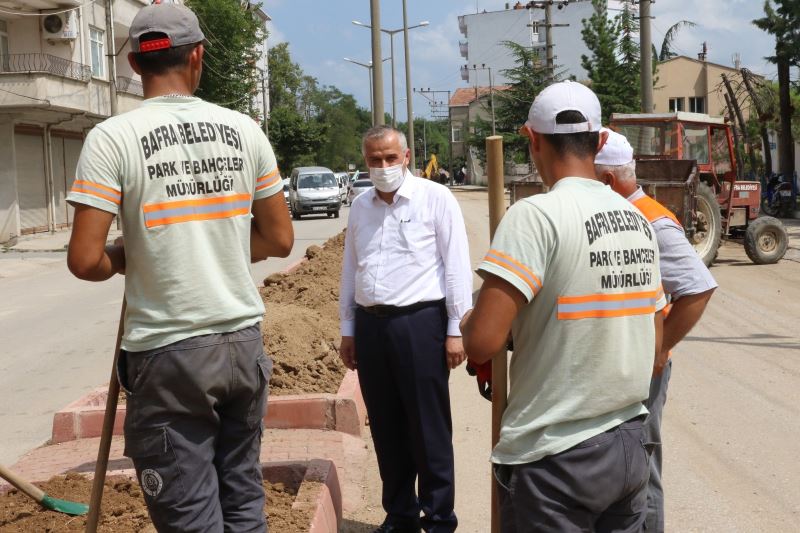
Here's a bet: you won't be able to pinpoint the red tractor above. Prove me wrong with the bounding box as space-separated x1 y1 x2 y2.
610 112 789 265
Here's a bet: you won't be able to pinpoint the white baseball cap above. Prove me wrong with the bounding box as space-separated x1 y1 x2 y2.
595 128 634 165
525 80 602 134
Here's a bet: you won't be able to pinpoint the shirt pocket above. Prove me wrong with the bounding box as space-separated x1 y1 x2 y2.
398 220 436 254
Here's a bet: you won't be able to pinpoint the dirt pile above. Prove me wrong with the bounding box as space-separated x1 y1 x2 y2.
0 472 310 532
260 232 347 395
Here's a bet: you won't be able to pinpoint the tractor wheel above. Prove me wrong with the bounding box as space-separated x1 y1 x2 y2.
744 216 788 265
691 183 722 267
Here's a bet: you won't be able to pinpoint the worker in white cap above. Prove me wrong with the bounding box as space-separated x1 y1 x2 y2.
461 80 667 532
596 128 717 533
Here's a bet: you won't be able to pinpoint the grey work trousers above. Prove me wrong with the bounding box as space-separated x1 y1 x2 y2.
118 325 272 533
643 359 672 533
495 416 652 533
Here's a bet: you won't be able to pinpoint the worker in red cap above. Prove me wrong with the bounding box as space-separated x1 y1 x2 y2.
66 2 293 530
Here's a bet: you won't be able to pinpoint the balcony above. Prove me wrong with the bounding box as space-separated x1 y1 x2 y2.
458 15 467 37
0 54 91 82
459 41 468 59
117 76 143 97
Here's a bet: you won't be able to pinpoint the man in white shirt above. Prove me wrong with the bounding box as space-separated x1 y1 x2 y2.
339 125 472 533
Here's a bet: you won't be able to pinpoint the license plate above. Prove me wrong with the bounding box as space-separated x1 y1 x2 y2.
779 190 792 197
312 206 327 211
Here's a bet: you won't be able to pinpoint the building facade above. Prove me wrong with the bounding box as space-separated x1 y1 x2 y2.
0 0 145 243
457 1 603 87
653 55 758 120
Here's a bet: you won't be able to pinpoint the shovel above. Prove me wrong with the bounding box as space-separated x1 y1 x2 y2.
0 462 89 516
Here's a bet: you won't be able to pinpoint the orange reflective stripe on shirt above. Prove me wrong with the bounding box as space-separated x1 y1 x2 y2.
71 180 122 205
256 168 281 192
631 195 681 227
143 193 251 228
557 289 659 320
483 249 543 295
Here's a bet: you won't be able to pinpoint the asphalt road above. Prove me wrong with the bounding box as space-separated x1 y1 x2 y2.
0 207 350 466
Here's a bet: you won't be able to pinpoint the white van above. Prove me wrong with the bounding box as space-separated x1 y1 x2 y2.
288 166 342 219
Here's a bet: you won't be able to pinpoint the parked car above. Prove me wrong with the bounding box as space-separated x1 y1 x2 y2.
288 166 342 219
334 172 349 204
348 178 373 204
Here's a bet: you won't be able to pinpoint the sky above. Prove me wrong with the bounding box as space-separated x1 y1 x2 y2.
263 0 778 119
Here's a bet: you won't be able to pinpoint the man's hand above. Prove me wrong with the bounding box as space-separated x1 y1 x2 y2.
653 349 669 377
106 236 126 275
339 336 357 370
445 336 467 369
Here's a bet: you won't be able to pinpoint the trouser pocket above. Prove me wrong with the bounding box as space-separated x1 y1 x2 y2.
246 352 272 430
124 426 186 520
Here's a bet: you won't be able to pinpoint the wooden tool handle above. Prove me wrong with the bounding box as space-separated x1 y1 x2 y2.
84 298 126 533
0 463 45 503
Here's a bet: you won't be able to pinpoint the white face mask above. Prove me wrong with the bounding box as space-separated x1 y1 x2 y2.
369 163 406 193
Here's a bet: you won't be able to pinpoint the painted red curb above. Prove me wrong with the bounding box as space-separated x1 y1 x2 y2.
51 371 366 444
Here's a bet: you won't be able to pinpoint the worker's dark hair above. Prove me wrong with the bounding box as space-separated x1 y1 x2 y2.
542 110 600 159
131 33 199 76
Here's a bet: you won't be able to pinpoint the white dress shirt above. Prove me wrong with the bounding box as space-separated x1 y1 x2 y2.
339 171 473 337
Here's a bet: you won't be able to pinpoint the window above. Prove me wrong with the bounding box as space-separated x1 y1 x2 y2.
682 126 709 164
0 20 9 71
688 96 705 114
452 126 463 143
90 26 104 78
668 97 685 112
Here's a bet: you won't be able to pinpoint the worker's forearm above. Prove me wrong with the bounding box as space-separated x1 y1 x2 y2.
662 290 714 353
250 223 292 262
70 244 125 281
461 312 505 365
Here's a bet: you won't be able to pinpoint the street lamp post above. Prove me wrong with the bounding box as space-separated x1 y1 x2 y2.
344 57 391 117
352 18 429 129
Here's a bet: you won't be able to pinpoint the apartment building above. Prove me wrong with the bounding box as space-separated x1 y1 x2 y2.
457 1 599 86
0 0 145 243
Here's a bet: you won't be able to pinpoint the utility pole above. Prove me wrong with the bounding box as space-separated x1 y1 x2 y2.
417 88 453 185
470 64 496 135
260 71 269 135
640 0 653 112
544 1 554 79
526 1 570 83
104 0 117 117
402 0 416 170
370 0 384 125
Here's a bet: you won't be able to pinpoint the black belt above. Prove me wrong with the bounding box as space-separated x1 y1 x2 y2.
358 299 444 318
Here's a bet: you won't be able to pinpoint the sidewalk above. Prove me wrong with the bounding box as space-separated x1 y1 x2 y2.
2 228 123 253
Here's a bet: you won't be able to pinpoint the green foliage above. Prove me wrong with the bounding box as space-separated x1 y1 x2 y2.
581 0 640 122
753 0 800 65
187 0 264 115
658 20 697 61
266 43 372 172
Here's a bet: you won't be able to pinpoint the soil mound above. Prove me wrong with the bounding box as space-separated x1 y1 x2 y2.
261 232 347 395
0 472 309 532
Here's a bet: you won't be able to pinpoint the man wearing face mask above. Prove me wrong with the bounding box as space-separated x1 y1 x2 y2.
338 126 473 533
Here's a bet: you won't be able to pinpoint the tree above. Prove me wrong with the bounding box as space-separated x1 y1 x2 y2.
753 0 800 178
581 0 640 122
656 20 697 61
467 41 551 164
186 0 264 116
